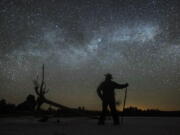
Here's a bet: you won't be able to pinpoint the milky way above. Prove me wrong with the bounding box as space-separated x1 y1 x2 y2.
0 0 180 110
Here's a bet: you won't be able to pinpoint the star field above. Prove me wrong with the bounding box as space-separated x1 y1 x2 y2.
0 0 180 110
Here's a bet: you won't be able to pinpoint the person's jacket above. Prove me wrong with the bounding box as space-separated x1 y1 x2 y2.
97 80 127 102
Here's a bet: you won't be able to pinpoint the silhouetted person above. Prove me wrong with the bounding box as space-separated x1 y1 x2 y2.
97 73 129 125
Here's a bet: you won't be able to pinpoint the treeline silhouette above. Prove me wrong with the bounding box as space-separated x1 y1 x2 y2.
122 106 180 117
0 95 36 115
0 96 180 117
0 95 88 117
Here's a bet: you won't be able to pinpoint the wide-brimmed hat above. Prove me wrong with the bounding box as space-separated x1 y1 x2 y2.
104 73 113 79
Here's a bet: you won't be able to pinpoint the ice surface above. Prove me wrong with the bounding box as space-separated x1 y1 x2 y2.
0 117 180 135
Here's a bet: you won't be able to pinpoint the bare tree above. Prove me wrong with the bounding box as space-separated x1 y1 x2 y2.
33 64 71 111
32 64 98 120
33 64 47 110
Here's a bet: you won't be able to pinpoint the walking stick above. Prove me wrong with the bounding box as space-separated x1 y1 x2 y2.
121 87 128 125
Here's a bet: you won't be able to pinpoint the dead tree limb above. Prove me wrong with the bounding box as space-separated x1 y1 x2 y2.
33 65 97 119
33 64 75 111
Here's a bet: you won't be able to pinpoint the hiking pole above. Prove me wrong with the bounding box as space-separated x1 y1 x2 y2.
121 87 128 125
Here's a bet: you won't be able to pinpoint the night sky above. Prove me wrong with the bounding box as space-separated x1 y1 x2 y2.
0 0 180 111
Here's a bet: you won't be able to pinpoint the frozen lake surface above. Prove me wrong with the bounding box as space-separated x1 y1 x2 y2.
0 117 180 135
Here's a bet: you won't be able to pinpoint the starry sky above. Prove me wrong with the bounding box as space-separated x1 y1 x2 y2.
0 0 180 111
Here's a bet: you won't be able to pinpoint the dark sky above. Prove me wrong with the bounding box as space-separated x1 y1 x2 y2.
0 0 180 111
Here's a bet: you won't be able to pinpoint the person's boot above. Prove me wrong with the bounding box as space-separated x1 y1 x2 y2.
113 118 120 125
113 121 120 125
98 120 105 125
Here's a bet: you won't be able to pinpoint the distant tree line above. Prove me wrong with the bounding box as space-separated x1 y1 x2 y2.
0 94 36 114
0 96 180 117
0 95 87 117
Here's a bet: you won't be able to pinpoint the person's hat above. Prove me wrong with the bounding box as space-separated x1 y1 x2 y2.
104 73 113 79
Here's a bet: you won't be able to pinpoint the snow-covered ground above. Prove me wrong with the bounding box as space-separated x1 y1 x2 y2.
0 117 180 135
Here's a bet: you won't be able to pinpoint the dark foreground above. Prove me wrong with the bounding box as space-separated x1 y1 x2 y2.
0 117 180 135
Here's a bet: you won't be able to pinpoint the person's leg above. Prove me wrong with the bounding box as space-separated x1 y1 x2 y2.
98 101 108 125
109 101 119 125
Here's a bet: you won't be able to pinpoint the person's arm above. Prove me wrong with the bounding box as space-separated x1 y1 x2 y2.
97 84 103 100
114 82 129 89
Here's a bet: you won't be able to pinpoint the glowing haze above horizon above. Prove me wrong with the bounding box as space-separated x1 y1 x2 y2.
0 0 180 111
